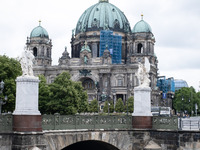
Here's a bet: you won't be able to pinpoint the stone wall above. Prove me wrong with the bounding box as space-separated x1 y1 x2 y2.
1 130 200 150
0 134 12 150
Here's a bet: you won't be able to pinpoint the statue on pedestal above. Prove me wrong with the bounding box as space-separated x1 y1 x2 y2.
136 57 150 87
20 47 35 76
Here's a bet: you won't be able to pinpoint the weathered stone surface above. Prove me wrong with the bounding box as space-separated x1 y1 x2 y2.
12 133 47 150
44 130 132 150
0 134 12 150
1 129 200 149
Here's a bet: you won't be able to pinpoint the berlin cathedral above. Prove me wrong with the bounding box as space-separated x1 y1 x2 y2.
26 0 161 107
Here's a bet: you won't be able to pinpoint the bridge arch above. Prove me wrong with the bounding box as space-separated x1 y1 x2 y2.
45 131 132 150
62 140 119 150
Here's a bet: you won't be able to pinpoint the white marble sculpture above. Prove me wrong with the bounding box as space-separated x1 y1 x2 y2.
13 47 40 115
132 57 152 116
136 57 151 87
20 47 35 76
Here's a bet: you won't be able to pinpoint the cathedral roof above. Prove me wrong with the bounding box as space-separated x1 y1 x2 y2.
132 15 152 33
75 0 131 34
30 21 49 38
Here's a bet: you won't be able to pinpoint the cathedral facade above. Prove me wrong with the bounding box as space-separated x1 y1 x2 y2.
27 0 159 105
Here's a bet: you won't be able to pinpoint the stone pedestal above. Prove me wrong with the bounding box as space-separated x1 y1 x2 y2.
132 86 152 129
13 76 42 132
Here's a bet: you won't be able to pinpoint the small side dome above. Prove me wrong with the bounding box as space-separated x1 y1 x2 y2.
132 15 152 33
30 21 49 38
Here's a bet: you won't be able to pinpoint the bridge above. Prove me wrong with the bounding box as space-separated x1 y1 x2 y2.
1 114 200 150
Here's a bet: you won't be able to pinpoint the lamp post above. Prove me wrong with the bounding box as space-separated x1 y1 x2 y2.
108 103 110 115
195 103 198 116
126 98 128 116
112 90 116 113
0 81 7 114
182 96 184 117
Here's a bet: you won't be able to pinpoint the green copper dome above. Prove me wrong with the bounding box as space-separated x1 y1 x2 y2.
132 16 152 33
75 0 131 34
30 22 49 38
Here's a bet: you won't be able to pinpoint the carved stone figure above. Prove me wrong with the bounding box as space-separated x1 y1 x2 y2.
20 48 35 76
84 55 88 64
136 57 150 87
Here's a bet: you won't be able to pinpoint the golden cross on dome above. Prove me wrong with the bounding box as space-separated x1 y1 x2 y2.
39 20 41 26
141 14 144 20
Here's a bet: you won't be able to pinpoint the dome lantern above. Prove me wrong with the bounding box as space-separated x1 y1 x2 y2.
132 15 152 33
99 0 109 2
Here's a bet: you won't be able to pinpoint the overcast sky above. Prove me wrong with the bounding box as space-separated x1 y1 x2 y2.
0 0 200 91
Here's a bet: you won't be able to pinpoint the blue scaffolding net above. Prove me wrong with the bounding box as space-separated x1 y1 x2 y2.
100 30 122 64
157 76 175 98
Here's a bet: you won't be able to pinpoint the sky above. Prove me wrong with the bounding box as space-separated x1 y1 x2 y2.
0 0 200 91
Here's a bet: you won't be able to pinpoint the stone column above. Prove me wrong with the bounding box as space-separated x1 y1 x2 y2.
123 94 126 104
13 76 42 132
99 74 103 93
92 43 98 58
132 86 152 129
107 73 111 96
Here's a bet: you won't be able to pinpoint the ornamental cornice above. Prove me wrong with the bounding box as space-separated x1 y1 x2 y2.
16 76 40 83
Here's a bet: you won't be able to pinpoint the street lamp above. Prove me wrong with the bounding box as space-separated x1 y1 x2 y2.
0 80 7 114
108 103 110 115
126 99 128 116
182 96 184 117
112 90 116 113
195 103 198 116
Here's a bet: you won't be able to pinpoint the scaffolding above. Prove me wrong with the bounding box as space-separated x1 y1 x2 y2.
100 30 122 64
157 76 175 94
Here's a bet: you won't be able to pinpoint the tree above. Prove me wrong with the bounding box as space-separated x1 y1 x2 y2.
126 96 134 113
45 72 88 115
173 87 199 115
0 55 22 112
73 81 89 113
115 98 124 113
103 100 114 113
38 75 50 114
89 99 98 113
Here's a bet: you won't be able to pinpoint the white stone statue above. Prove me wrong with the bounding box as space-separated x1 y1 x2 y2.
20 47 35 76
136 57 151 87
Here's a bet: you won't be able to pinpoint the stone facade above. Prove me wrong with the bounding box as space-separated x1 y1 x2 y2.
30 32 159 104
28 1 160 105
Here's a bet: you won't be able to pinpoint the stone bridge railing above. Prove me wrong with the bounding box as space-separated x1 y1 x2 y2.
0 114 179 132
0 114 13 132
42 114 132 130
153 116 178 130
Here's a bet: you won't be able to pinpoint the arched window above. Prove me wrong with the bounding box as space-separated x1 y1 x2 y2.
137 43 143 54
33 47 37 57
113 19 120 29
47 48 49 57
118 79 123 86
82 78 95 90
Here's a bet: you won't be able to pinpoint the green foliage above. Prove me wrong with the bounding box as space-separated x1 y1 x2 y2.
41 72 88 115
89 99 98 113
109 100 114 113
0 55 22 112
126 96 134 113
115 98 124 113
38 75 50 114
173 87 200 115
103 100 114 113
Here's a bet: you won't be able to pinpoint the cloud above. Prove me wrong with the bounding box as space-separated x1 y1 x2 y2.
0 0 199 90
